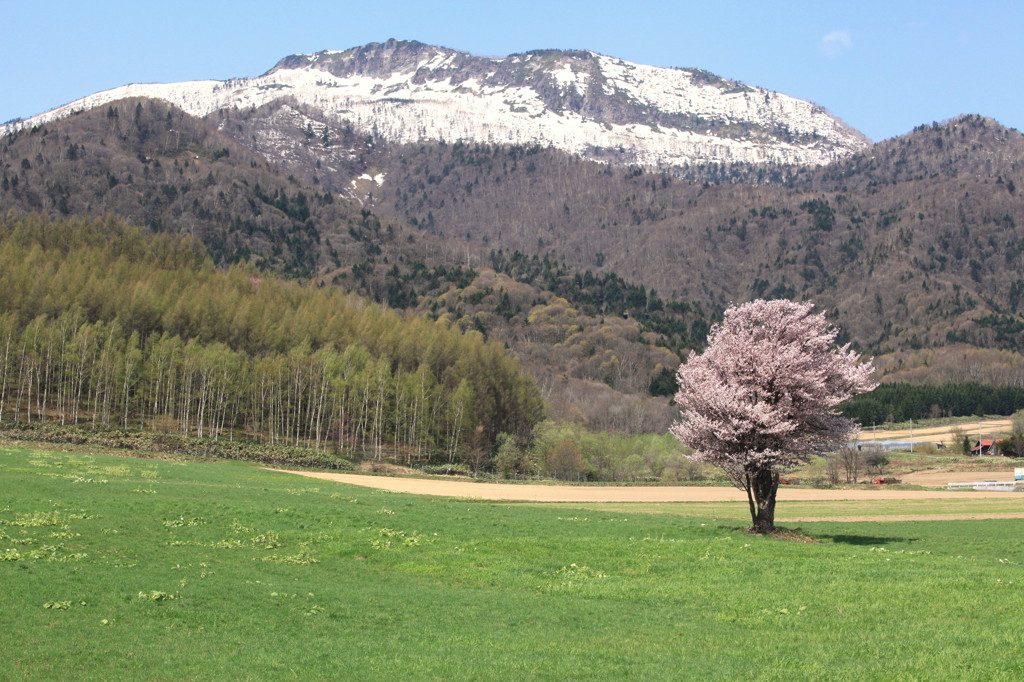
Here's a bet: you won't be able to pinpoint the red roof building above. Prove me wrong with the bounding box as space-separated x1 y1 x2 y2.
971 439 997 455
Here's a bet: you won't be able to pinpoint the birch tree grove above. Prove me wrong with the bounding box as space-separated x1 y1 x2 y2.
0 214 543 457
671 299 876 532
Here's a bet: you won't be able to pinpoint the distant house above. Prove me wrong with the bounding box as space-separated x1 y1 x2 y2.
971 439 998 456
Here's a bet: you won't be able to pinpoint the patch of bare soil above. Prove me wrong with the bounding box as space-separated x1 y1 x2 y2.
355 461 420 475
266 469 1018 503
748 528 819 542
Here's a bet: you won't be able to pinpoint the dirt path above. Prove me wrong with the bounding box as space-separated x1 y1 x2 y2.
266 469 1018 503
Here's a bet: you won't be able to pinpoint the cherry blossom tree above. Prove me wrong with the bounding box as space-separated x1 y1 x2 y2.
671 299 876 533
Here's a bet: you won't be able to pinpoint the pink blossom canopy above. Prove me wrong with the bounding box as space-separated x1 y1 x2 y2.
671 299 876 477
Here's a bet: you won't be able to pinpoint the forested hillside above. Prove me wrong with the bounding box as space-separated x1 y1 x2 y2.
359 116 1024 355
0 101 703 430
0 98 468 279
323 246 719 432
0 213 543 459
840 382 1024 424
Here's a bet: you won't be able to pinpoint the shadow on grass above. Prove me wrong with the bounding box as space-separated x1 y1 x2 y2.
722 525 919 546
814 533 918 546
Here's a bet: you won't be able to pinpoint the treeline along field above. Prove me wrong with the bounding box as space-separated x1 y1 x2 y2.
0 213 543 460
840 381 1024 424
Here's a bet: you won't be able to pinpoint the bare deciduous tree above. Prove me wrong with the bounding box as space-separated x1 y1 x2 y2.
838 447 865 484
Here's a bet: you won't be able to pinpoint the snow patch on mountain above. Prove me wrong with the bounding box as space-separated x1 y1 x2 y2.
2 41 870 167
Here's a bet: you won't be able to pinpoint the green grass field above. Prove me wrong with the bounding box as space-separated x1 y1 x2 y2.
2 445 1023 680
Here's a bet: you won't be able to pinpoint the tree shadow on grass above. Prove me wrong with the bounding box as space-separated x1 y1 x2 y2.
813 533 919 546
718 524 920 545
713 523 919 545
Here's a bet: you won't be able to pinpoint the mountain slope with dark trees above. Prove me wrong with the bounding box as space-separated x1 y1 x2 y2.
357 115 1024 357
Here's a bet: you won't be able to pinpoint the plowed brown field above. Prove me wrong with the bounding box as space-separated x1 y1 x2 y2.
900 469 1017 486
857 418 1012 443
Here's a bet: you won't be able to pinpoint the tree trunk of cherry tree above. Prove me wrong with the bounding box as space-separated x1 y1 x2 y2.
745 469 780 533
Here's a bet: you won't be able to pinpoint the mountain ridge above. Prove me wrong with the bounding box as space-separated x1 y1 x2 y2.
2 39 869 168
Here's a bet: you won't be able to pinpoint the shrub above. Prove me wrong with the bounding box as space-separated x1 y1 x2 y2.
420 463 472 476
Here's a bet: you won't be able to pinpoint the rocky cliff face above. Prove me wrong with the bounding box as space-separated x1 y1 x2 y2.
3 39 869 167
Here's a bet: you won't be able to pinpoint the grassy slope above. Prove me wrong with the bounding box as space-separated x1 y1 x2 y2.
2 446 1022 680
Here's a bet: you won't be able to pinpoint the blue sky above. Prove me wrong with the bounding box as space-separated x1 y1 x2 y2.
2 0 1021 142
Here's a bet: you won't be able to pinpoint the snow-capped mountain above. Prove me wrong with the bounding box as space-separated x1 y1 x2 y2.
2 39 870 167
